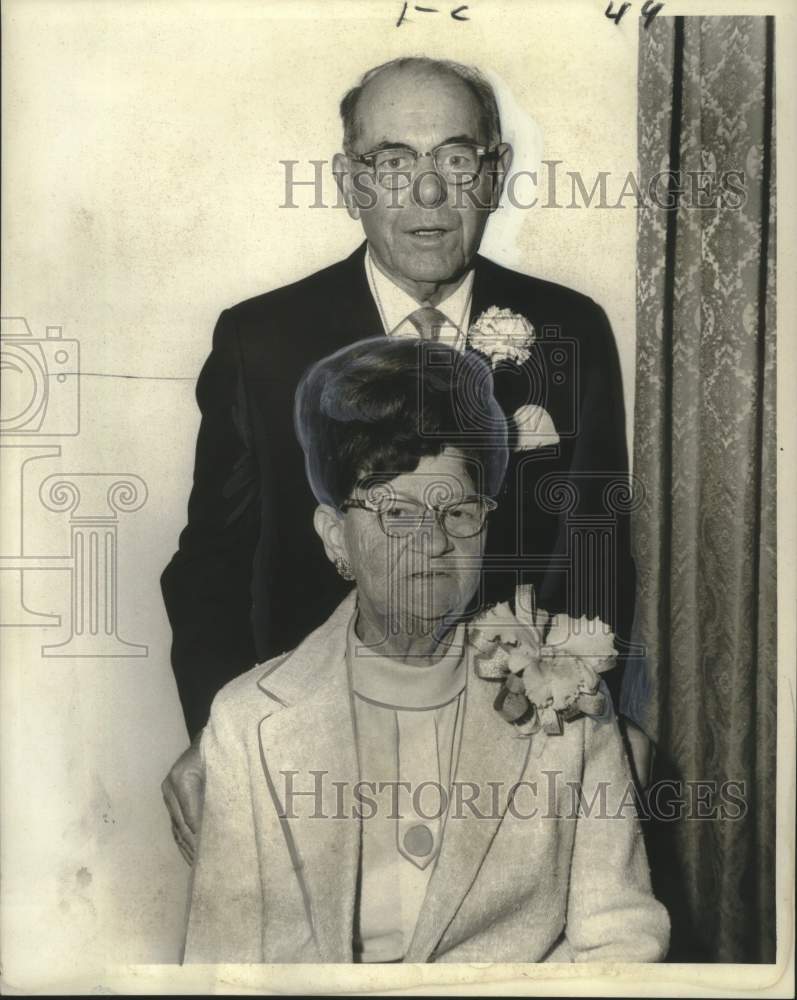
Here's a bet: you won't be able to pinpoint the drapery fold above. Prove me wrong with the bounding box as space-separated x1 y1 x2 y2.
622 16 776 963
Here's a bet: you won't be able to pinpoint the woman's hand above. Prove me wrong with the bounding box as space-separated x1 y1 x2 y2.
161 731 205 865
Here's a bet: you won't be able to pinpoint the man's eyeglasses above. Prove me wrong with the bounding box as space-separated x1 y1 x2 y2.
346 142 499 190
339 494 497 539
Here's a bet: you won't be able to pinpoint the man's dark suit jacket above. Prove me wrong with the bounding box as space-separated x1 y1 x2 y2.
162 242 634 738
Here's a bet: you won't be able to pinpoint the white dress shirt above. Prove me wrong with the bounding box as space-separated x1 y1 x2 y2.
365 247 474 348
348 616 468 963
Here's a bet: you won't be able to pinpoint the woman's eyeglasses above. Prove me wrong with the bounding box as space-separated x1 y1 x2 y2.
346 142 499 191
340 494 497 539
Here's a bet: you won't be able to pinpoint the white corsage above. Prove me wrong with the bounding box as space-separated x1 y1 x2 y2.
467 306 535 366
512 403 560 451
469 586 617 741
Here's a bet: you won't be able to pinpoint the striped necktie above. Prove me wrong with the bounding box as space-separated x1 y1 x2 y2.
407 306 448 342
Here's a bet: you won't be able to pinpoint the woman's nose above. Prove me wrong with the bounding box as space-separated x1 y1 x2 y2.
410 514 453 556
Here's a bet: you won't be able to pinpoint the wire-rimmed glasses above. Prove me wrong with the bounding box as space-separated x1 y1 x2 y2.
340 493 497 539
346 142 499 190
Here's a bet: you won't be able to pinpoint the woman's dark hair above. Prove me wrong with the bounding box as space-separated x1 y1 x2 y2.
294 337 508 508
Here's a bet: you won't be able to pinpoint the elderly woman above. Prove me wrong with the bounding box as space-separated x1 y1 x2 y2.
183 337 669 964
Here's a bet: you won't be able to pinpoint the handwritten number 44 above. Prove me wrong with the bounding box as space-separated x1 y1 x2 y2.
605 1 664 29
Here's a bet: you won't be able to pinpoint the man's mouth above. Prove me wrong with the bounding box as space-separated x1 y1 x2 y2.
407 227 450 239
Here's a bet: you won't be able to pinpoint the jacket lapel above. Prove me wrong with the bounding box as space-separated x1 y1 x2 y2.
255 595 538 963
470 255 496 327
405 654 535 962
328 242 384 346
257 592 361 962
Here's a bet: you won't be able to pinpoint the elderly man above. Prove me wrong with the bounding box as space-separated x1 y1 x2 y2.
161 56 634 861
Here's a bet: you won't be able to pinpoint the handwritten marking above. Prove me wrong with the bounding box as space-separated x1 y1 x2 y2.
605 1 632 24
641 0 664 28
396 2 470 26
604 0 663 28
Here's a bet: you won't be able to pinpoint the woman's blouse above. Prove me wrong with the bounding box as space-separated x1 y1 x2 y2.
347 616 468 963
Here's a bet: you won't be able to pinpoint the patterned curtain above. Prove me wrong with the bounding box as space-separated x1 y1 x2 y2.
621 17 776 962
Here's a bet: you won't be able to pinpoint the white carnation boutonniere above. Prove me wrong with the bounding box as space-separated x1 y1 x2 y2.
468 585 617 743
467 306 536 366
468 308 559 453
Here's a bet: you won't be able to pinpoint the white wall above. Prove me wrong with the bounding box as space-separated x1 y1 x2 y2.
1 0 638 985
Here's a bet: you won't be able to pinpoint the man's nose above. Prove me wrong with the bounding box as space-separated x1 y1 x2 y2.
414 159 447 208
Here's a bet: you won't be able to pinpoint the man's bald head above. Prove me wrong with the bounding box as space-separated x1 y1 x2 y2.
339 57 502 153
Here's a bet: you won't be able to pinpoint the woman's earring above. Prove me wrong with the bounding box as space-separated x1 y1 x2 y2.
334 556 355 581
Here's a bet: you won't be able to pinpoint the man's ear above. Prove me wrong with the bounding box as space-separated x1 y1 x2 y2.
487 142 513 212
313 504 349 566
332 152 361 221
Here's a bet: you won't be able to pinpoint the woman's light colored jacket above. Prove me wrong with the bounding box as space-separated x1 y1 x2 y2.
184 592 670 964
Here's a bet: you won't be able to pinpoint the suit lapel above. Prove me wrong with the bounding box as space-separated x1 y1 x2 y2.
257 593 361 962
470 255 496 327
327 242 384 346
405 651 535 962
